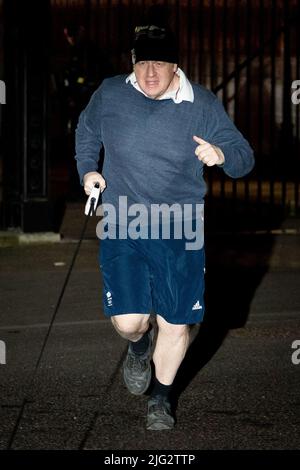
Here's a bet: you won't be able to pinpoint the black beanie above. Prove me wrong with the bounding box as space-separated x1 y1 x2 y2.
131 25 178 64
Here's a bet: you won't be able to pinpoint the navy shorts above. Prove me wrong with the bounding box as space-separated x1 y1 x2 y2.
99 231 205 325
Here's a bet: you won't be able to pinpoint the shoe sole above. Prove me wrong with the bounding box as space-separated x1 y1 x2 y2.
146 420 174 431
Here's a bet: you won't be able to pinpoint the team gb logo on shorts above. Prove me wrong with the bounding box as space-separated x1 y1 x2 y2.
106 291 113 306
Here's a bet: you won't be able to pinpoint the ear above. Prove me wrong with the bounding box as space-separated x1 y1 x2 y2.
173 64 178 72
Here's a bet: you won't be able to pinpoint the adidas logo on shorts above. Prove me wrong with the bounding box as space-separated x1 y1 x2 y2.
192 300 202 311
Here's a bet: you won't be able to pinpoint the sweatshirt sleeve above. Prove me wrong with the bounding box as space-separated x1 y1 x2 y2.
75 85 103 184
205 96 255 178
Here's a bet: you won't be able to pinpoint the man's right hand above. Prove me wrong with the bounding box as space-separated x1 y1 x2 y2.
83 171 106 195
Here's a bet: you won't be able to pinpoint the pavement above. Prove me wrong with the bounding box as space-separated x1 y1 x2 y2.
0 202 300 451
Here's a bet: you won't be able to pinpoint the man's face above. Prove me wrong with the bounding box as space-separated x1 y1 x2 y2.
134 61 178 99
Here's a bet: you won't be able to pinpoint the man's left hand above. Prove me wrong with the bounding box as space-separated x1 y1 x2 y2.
193 135 225 166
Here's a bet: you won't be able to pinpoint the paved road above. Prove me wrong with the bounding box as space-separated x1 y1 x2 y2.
0 232 300 450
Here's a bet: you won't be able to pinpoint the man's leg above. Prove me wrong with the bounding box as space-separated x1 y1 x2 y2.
147 314 190 431
153 315 189 385
111 313 153 395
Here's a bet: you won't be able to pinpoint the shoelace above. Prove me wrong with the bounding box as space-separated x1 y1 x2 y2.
149 400 171 416
127 352 149 373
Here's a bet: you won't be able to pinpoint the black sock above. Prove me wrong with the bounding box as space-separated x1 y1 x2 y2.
130 330 150 356
151 377 173 401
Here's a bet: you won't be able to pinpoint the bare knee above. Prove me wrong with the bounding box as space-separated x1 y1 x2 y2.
157 316 189 341
111 314 150 340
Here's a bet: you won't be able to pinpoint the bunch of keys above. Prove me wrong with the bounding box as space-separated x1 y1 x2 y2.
84 183 102 216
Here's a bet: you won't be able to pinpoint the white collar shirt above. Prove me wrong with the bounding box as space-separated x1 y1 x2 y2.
125 67 194 104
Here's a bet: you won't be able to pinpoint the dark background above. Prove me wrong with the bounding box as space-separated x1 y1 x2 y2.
0 0 299 233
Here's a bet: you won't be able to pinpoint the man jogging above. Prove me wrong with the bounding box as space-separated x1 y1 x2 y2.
75 25 254 430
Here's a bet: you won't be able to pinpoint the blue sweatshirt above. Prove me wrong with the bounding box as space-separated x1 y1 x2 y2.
75 74 254 215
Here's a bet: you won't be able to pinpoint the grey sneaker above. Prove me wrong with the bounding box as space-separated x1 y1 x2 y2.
146 395 175 430
123 329 153 395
